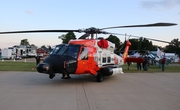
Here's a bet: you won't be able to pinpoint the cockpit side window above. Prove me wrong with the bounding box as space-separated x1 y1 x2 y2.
67 46 79 58
80 47 88 60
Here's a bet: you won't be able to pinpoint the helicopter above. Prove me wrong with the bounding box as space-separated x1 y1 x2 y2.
0 22 177 82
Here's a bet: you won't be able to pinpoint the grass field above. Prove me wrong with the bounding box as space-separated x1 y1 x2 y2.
0 61 180 73
0 62 37 71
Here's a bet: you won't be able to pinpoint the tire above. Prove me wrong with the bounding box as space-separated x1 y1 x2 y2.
96 72 104 82
49 74 55 79
49 66 55 79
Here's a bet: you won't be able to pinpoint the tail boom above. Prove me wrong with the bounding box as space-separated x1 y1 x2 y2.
122 41 131 63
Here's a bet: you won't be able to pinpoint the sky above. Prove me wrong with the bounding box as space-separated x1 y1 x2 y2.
0 0 180 49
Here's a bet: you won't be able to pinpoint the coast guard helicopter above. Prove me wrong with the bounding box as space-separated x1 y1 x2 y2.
0 22 177 82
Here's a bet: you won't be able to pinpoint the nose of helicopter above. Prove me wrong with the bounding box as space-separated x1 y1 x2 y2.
36 63 50 74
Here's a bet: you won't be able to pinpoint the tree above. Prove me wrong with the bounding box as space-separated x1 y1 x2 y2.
164 38 180 57
128 38 156 50
58 32 76 44
128 39 140 50
41 45 52 53
20 39 30 46
47 45 52 52
106 35 122 50
41 45 47 49
31 44 35 46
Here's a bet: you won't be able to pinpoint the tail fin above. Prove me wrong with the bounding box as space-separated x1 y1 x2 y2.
157 48 165 58
122 41 131 63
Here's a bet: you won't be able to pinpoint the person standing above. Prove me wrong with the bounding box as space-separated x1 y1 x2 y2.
161 57 166 71
143 56 148 71
35 54 41 65
137 62 142 70
127 62 131 70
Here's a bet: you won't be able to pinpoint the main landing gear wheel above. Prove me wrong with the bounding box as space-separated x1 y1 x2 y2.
96 72 104 82
61 73 71 79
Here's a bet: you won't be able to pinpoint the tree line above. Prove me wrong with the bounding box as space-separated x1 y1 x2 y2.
20 32 180 57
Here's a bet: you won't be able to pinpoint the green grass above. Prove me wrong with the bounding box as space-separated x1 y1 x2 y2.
0 61 180 73
0 62 37 71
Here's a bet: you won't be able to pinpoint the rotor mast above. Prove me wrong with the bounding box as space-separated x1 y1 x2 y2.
90 33 94 39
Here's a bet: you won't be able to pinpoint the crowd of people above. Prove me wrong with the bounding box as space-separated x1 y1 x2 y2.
127 56 166 72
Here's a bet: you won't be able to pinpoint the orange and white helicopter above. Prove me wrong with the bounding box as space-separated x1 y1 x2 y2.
0 22 177 82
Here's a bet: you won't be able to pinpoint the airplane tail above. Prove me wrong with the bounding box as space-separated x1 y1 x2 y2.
122 41 131 63
157 48 161 58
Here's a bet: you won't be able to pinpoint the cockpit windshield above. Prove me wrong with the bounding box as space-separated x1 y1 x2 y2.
50 44 64 55
50 44 80 58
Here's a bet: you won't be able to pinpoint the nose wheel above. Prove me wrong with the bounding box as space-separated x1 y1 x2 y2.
48 66 55 79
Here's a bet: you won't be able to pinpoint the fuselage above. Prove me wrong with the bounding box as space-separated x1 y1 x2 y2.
37 39 125 76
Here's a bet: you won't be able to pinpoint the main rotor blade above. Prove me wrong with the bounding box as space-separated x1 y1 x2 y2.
100 22 177 30
108 32 170 43
130 35 170 43
142 38 170 43
0 30 80 34
78 33 90 39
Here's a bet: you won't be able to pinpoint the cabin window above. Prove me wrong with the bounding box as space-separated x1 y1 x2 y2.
107 57 111 63
102 57 106 63
111 58 114 61
80 47 88 60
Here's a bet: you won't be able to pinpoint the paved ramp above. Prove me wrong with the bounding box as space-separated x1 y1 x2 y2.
0 72 180 110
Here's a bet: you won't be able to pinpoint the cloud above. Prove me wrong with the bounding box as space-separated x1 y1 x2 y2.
25 10 33 14
141 0 180 9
